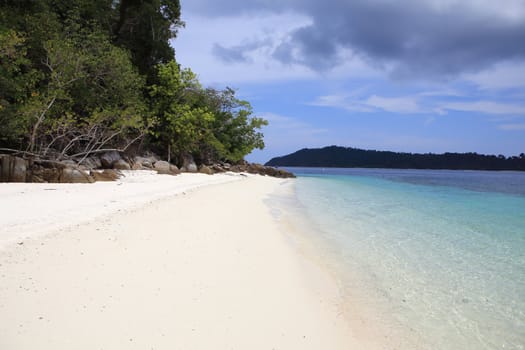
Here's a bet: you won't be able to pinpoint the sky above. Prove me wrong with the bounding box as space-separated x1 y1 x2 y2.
172 0 525 163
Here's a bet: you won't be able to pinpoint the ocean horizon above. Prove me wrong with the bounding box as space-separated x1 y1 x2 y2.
273 168 525 349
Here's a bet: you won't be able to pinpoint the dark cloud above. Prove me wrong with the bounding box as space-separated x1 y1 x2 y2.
273 26 341 71
212 38 273 64
184 0 525 78
212 43 251 64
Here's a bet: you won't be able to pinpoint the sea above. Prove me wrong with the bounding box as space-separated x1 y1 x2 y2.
273 168 525 349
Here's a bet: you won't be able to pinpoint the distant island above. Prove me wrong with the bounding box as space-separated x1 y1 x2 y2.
265 146 525 171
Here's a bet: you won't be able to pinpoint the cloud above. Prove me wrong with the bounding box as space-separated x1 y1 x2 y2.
464 61 525 90
212 38 274 64
444 101 525 115
309 93 374 112
272 25 342 71
181 0 525 79
310 93 427 114
311 91 525 116
174 12 319 84
261 112 328 136
212 43 251 64
498 123 525 131
366 95 422 114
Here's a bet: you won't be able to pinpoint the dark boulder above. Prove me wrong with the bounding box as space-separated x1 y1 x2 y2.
170 164 181 175
100 151 121 168
0 155 28 182
113 159 131 170
80 156 102 169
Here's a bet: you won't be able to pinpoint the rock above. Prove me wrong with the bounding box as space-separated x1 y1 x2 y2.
12 156 27 182
181 154 197 173
100 151 121 168
61 160 77 168
223 161 295 178
247 163 265 175
276 169 296 178
153 160 171 174
91 169 120 182
199 165 213 175
0 155 27 182
169 164 181 175
27 164 45 183
78 165 90 172
0 155 6 181
131 163 143 170
59 167 94 183
230 164 248 173
113 159 131 170
80 156 102 169
211 164 226 173
142 151 160 162
42 168 61 183
133 156 155 169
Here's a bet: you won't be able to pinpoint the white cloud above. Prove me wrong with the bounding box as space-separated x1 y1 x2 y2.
465 61 525 90
366 95 422 114
498 123 525 131
309 93 374 112
417 89 464 97
311 91 525 117
310 93 429 114
260 112 328 136
444 101 525 115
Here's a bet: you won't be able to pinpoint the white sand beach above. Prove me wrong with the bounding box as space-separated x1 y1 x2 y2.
0 172 360 349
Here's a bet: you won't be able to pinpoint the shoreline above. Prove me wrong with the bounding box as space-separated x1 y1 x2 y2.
268 179 419 350
0 173 358 349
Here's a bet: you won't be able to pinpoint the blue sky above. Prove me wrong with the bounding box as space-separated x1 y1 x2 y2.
172 0 525 163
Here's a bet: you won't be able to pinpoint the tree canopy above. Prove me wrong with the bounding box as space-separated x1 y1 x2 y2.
266 146 525 171
0 0 267 166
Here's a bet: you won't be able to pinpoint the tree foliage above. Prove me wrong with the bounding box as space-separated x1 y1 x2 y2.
113 0 184 77
0 0 267 164
266 146 525 171
149 62 267 164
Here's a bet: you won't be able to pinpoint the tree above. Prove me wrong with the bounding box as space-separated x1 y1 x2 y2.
202 87 267 163
149 62 268 165
0 29 43 148
0 10 148 159
31 26 147 159
0 0 268 167
149 61 214 163
113 0 184 77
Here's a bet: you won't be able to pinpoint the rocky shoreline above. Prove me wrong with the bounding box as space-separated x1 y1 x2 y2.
0 152 295 183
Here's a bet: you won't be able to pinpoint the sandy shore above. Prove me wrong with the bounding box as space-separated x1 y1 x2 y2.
0 173 357 349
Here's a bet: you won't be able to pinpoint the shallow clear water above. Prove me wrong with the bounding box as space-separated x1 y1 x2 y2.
285 168 525 349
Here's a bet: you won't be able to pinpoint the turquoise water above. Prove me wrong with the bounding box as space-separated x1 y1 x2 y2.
286 168 525 349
